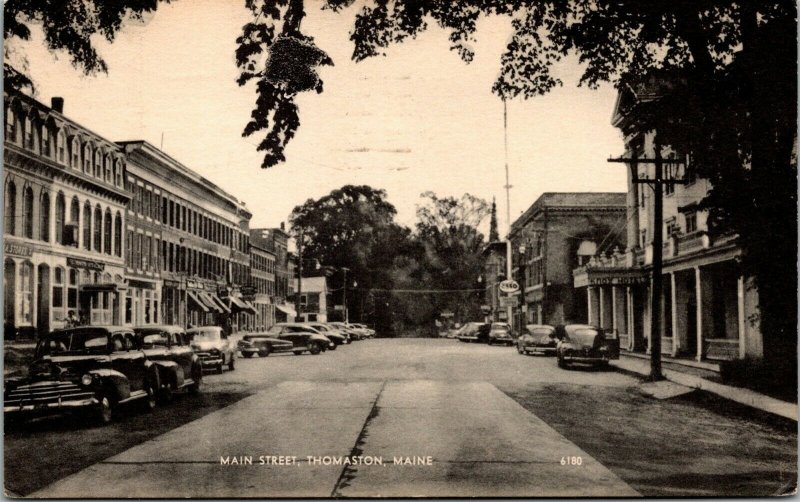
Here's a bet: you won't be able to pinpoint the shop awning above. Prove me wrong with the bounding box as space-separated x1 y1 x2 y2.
187 291 209 313
229 295 257 315
275 304 297 318
206 293 231 314
196 292 222 313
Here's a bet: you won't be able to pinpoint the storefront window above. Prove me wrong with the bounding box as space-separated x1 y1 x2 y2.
68 268 78 310
18 261 33 325
125 290 133 325
52 266 65 321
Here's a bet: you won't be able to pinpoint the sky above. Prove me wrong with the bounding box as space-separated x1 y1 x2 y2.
13 0 627 235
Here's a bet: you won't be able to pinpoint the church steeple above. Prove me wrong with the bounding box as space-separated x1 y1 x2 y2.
489 197 499 242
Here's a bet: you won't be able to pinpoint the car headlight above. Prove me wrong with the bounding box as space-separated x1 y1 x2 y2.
81 374 93 386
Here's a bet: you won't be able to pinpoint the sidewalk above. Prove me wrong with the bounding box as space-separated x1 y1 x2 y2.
612 355 798 422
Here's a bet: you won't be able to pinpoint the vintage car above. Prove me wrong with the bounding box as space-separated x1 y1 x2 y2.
517 324 558 355
133 325 203 401
185 326 237 373
350 323 375 338
488 322 514 345
4 326 160 425
302 322 347 348
555 324 620 369
329 322 363 341
456 322 487 343
237 333 295 357
264 323 332 355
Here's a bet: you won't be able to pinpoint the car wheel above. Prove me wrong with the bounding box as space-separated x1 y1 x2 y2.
517 344 523 354
142 382 157 412
329 343 337 351
242 351 254 358
293 350 303 355
217 361 224 374
188 367 202 395
229 356 235 371
96 393 114 425
258 346 271 357
308 341 321 355
158 382 174 404
557 355 567 369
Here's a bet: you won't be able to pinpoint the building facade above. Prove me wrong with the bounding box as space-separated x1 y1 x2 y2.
251 226 296 322
480 242 508 323
509 193 627 330
572 85 762 363
4 92 129 338
248 229 277 331
119 141 254 331
296 276 329 322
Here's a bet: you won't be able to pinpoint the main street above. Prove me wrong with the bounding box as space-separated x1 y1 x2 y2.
6 338 795 497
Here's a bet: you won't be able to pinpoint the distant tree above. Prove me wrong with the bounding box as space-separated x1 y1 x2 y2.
3 0 171 92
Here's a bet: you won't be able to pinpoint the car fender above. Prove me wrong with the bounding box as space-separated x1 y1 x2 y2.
87 368 131 401
151 360 184 388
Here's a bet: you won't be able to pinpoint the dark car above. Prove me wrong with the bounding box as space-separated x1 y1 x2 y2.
330 322 363 341
134 325 203 401
186 326 237 373
456 322 486 343
488 322 514 345
265 323 332 355
238 334 295 357
302 322 347 349
4 326 160 425
555 324 620 369
517 324 558 355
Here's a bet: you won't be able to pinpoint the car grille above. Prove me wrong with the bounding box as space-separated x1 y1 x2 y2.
194 350 220 362
5 380 94 408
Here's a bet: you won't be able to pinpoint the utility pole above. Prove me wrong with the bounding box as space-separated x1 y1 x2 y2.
295 228 303 322
503 99 514 328
608 134 684 381
341 267 350 323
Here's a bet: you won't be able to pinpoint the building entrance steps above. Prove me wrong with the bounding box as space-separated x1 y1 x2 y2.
612 355 797 421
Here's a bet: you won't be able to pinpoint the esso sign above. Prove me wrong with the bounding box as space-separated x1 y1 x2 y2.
498 280 520 294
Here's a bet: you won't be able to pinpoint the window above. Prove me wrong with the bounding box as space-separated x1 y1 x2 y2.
93 205 102 251
5 181 16 235
68 268 79 310
55 193 65 244
639 229 647 249
135 234 143 270
41 126 51 157
169 200 175 227
685 211 697 233
114 159 123 187
144 188 151 218
5 108 16 142
143 235 151 270
161 197 168 224
70 138 80 169
84 144 93 173
22 186 33 238
40 192 50 241
104 209 112 254
56 130 67 164
114 212 122 257
105 155 112 183
665 217 679 236
126 230 134 266
83 201 92 249
53 267 65 319
162 240 167 271
18 261 33 325
24 117 36 151
94 149 102 178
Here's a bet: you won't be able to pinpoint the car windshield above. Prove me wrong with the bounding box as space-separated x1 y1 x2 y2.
529 327 554 337
491 323 509 330
266 326 282 334
141 333 169 347
569 328 602 346
36 330 109 356
188 329 221 342
312 325 329 331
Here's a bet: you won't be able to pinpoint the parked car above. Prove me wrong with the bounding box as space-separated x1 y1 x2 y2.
237 333 295 357
350 323 375 338
488 322 514 345
517 324 558 355
330 322 363 341
555 324 620 369
457 322 486 343
265 323 332 355
134 325 203 401
302 322 347 348
4 326 160 425
185 326 237 373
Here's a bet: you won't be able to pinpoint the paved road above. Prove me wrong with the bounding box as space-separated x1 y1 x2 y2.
7 338 796 497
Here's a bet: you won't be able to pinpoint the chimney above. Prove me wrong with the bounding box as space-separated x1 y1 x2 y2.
280 222 285 231
51 97 64 114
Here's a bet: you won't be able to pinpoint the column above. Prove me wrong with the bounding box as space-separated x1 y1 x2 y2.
694 267 704 361
587 286 594 324
737 275 746 359
598 287 605 328
670 272 678 356
611 286 618 332
626 286 634 351
645 278 653 354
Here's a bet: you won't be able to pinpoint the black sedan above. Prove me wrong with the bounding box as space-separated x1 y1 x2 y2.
555 324 620 369
516 324 558 355
238 334 295 358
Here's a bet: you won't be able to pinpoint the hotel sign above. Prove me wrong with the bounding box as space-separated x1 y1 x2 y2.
4 242 32 257
574 270 647 288
66 257 105 271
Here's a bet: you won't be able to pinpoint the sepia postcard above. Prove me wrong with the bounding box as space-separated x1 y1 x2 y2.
2 0 797 498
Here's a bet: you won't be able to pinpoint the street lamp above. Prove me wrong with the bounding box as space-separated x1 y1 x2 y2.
518 240 529 328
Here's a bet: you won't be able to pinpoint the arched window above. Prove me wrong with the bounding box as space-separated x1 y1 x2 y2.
22 186 33 238
18 261 33 325
5 181 18 235
114 212 122 257
83 144 93 173
4 259 16 326
39 192 50 242
83 201 92 250
103 208 112 254
104 155 112 183
56 130 67 164
5 108 16 143
94 149 103 178
70 137 80 169
70 197 79 224
55 192 65 244
113 159 122 187
24 116 37 151
41 125 51 157
93 205 102 251
52 266 65 321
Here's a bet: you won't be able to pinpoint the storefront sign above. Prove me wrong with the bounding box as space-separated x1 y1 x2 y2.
588 276 647 286
66 257 105 271
163 280 180 288
499 296 519 307
498 280 520 294
4 242 32 257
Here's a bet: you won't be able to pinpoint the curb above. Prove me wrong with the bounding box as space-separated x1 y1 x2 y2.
610 359 798 422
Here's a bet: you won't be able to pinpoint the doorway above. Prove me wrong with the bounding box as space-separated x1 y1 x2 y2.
37 264 50 336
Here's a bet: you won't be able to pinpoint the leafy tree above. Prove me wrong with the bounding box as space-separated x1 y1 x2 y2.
3 0 171 91
259 0 797 385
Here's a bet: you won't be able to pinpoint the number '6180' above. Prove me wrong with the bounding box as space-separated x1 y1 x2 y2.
560 456 582 466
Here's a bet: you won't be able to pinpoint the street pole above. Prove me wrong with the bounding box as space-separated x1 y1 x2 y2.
503 99 513 328
295 228 303 322
608 134 684 382
342 267 349 323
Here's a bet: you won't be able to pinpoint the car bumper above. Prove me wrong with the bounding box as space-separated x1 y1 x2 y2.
5 395 99 415
239 347 259 355
199 357 224 368
562 355 614 363
525 346 557 354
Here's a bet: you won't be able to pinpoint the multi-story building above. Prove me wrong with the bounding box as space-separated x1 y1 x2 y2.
251 226 296 322
296 276 329 322
509 193 627 329
572 82 763 364
4 92 129 338
248 228 277 331
119 141 254 331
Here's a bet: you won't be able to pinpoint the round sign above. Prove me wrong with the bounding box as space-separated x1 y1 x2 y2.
498 280 520 294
